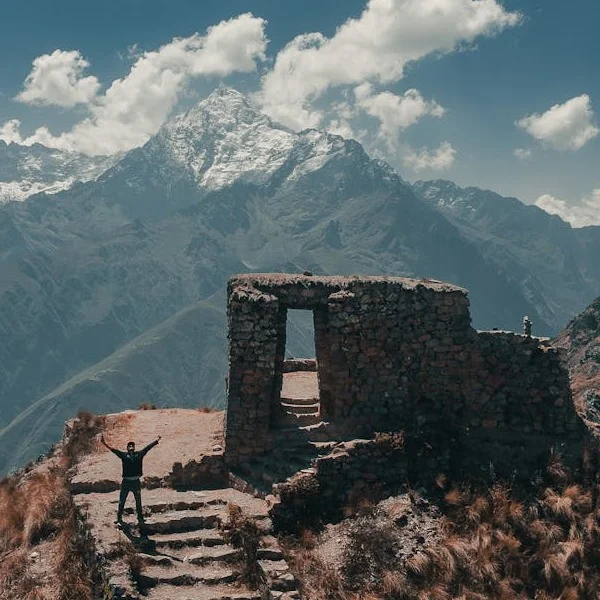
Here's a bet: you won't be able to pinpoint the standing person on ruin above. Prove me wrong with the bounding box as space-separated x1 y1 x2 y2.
101 434 161 529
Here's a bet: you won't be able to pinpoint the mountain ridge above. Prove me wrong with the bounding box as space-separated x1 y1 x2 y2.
413 179 600 332
0 139 120 202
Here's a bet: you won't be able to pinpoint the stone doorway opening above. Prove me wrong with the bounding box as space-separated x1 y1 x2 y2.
275 308 321 427
285 309 316 360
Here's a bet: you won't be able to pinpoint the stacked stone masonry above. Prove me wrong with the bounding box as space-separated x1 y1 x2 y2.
224 274 587 476
271 435 408 532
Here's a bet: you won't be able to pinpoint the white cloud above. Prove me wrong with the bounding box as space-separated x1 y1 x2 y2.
403 141 457 172
516 95 599 151
1 3 518 162
16 50 100 108
119 43 142 62
0 119 24 144
535 189 600 227
513 147 532 161
354 83 445 150
1 13 267 154
257 0 521 130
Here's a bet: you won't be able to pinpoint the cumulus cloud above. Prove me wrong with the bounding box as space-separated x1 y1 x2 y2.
0 119 24 144
516 95 599 151
403 141 457 172
535 189 600 227
257 0 521 130
514 147 532 161
0 118 74 151
16 50 100 108
1 3 519 162
354 84 445 150
1 13 267 154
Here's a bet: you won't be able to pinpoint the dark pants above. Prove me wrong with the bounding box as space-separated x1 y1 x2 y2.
117 478 144 522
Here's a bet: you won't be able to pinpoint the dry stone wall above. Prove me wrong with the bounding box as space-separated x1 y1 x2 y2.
270 434 408 532
224 283 281 458
224 274 587 477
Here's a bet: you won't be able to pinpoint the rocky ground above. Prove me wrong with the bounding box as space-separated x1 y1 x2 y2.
553 296 600 430
314 492 445 571
71 409 224 492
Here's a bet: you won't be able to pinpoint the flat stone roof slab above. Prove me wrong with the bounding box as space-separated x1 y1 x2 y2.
229 273 467 294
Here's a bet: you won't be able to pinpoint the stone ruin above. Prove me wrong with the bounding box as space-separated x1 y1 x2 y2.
224 274 587 478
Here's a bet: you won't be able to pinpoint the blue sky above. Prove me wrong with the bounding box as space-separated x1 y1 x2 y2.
0 0 599 225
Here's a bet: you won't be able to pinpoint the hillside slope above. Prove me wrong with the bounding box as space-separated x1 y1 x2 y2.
553 295 600 428
0 296 226 474
414 179 600 332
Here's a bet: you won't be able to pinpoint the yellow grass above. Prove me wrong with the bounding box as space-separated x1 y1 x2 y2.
0 411 103 599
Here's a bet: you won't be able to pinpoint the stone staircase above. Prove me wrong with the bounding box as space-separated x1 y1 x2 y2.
231 371 342 494
73 487 300 600
275 370 322 429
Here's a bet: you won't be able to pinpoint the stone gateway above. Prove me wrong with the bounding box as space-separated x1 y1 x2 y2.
224 274 586 477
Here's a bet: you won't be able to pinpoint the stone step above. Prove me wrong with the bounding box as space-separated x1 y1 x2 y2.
123 498 225 516
274 441 336 454
280 402 320 415
239 455 313 479
139 553 178 567
144 583 261 600
138 563 238 588
167 546 241 565
257 547 284 561
259 559 297 591
143 510 221 535
280 396 320 406
275 412 322 427
153 530 227 549
272 422 331 442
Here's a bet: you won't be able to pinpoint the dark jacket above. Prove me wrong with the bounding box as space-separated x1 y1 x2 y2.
110 440 158 478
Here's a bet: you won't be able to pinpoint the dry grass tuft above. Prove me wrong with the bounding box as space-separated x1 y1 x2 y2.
546 450 573 486
280 456 600 600
221 503 263 589
290 550 349 600
0 549 44 599
406 551 434 581
444 487 466 507
0 477 25 551
381 569 405 596
465 495 491 528
22 471 63 545
435 473 449 490
64 411 105 466
138 402 157 410
0 413 104 599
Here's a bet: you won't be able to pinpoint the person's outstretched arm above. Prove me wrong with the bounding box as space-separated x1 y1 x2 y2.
101 434 125 458
140 435 162 457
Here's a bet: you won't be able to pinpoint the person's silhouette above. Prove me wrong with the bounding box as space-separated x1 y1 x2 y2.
101 434 161 527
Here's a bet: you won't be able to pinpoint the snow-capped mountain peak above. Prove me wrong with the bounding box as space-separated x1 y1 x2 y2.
0 140 120 203
413 179 480 215
151 86 381 191
2 87 398 205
